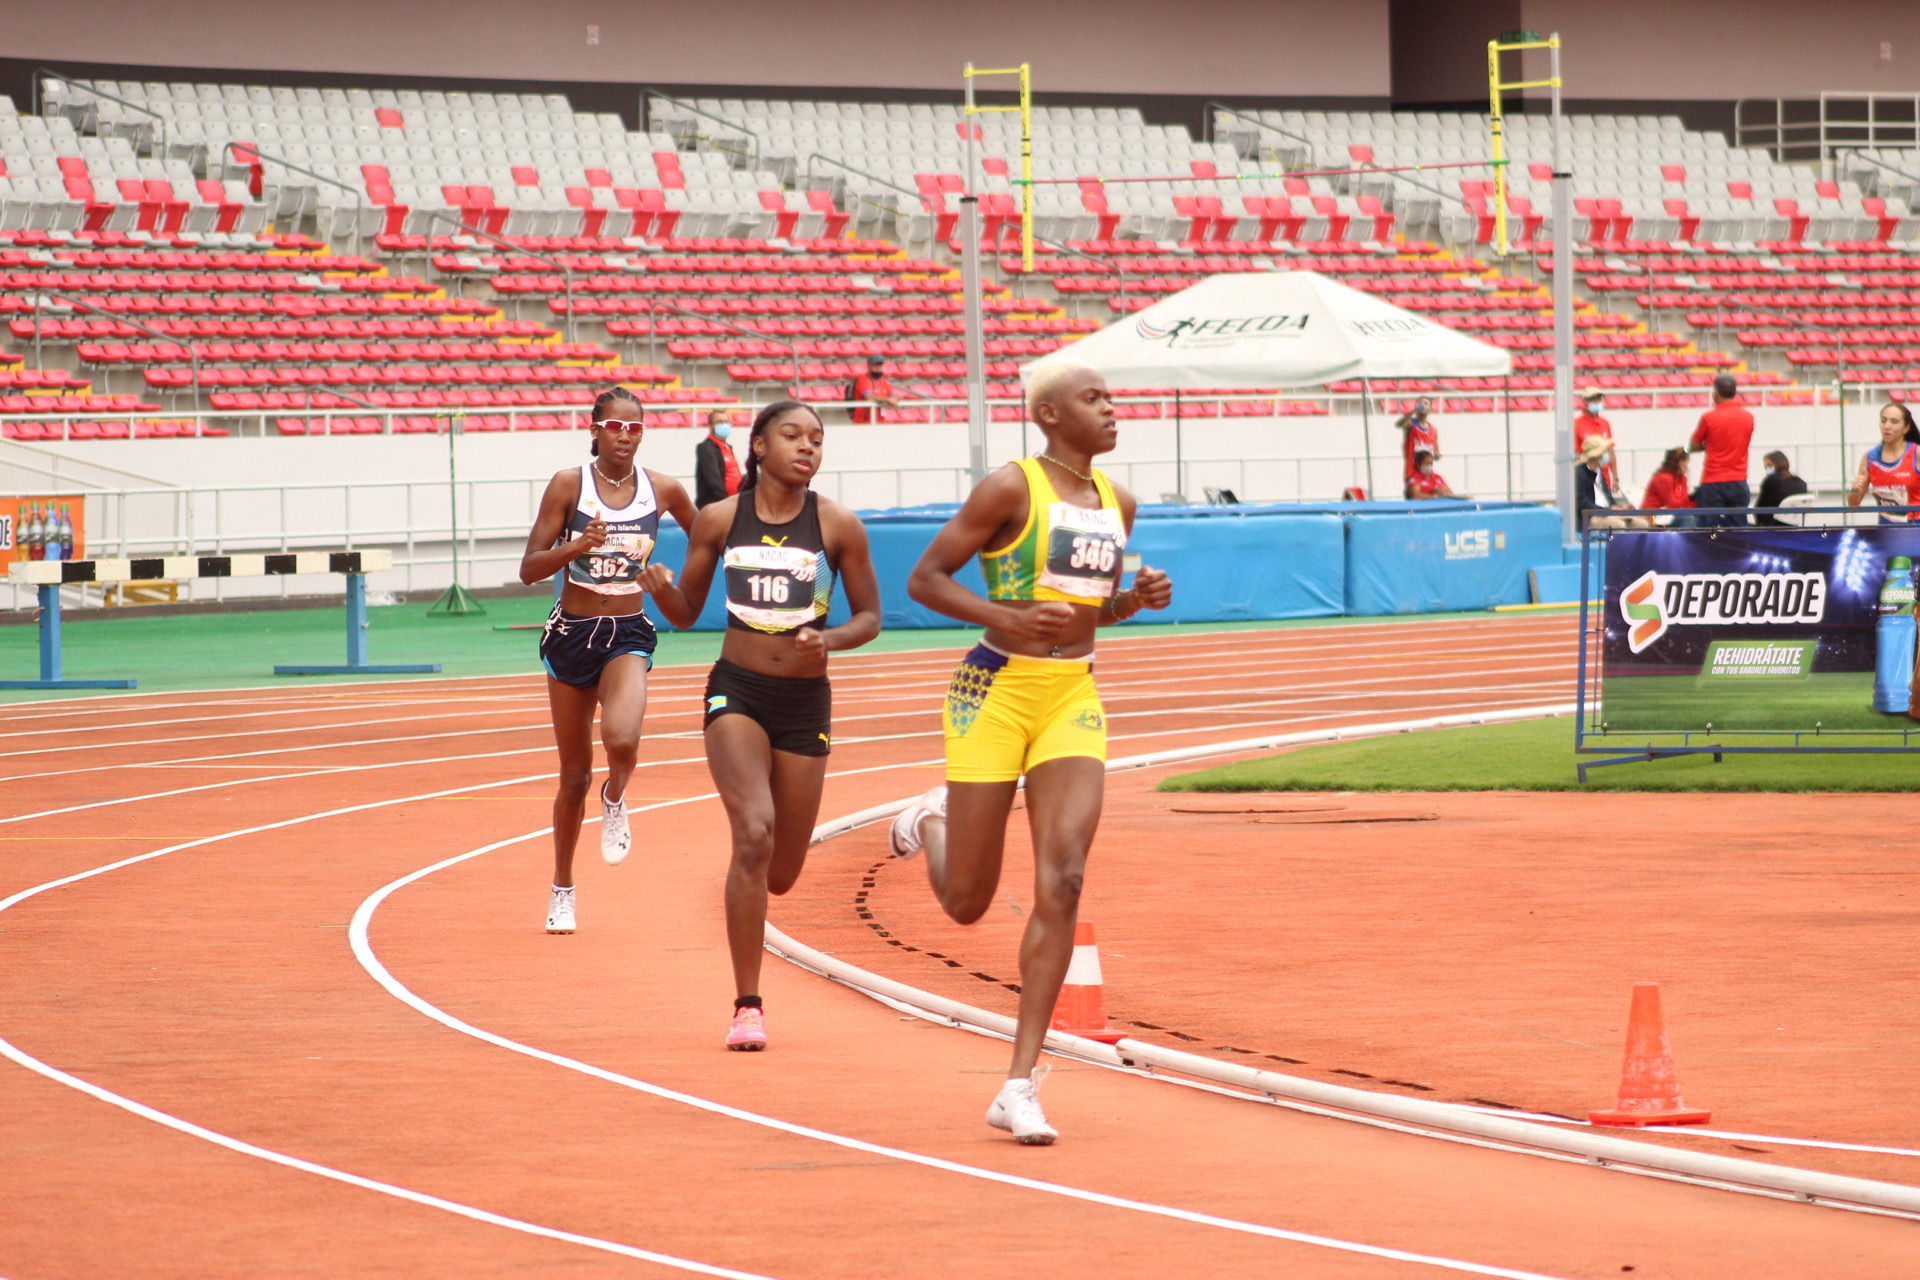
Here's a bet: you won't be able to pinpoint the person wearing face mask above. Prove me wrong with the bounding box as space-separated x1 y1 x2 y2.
695 408 743 509
1573 388 1617 492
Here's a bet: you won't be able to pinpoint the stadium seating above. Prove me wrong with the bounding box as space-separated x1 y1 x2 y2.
6 76 1920 434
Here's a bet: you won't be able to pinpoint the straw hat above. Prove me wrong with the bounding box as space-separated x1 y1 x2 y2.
1578 434 1612 463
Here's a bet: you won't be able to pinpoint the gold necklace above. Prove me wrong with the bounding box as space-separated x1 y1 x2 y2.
592 460 635 486
1036 453 1092 483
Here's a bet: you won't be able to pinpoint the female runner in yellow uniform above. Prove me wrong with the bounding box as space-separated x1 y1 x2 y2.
894 362 1172 1142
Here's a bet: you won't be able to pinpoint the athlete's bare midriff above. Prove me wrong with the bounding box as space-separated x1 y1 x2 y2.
983 599 1101 661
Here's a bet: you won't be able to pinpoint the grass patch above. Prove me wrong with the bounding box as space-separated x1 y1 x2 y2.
1601 670 1911 734
1157 716 1920 793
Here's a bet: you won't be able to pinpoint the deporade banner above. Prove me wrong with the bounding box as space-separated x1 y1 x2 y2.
1600 524 1920 732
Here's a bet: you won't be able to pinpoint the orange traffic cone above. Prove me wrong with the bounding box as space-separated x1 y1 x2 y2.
1589 982 1711 1127
1050 921 1126 1044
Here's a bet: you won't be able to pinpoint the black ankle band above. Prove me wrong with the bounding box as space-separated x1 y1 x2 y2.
733 995 763 1010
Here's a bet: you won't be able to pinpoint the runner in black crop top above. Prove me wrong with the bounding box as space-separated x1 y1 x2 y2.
719 489 836 635
643 400 882 1051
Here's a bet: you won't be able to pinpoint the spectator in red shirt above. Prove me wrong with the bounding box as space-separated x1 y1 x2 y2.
1641 447 1698 527
849 355 899 424
1403 449 1456 499
1687 373 1755 527
1574 387 1617 490
693 408 742 508
1396 396 1439 480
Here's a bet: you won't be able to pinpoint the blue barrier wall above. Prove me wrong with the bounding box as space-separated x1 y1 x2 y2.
650 499 1557 629
651 503 1347 630
1343 503 1564 614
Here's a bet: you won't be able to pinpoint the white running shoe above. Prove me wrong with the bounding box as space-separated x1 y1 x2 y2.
545 884 576 934
986 1067 1057 1145
600 782 630 866
888 785 947 859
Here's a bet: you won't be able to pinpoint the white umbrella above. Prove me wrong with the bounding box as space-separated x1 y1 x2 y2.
1024 270 1514 496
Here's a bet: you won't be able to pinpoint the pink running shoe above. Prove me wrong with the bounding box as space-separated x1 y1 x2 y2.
726 1006 767 1051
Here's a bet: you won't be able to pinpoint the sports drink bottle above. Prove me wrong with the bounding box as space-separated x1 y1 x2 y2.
1873 554 1916 713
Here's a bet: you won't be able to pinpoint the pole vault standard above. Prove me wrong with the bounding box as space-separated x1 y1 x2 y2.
1490 31 1572 542
959 62 1032 483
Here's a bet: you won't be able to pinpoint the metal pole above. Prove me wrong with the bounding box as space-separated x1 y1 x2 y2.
1488 40 1508 256
1837 327 1848 481
961 65 990 482
1019 64 1034 275
1504 373 1514 500
1174 389 1184 499
960 196 990 482
1550 36 1576 544
1360 378 1376 498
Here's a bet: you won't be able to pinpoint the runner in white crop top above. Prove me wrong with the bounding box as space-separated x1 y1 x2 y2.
518 388 697 934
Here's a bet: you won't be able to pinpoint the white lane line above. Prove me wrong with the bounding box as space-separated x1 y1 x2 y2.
0 1045 774 1278
0 646 1570 769
0 614 1566 729
0 774 781 1278
0 686 1557 822
348 817 1569 1279
0 694 545 741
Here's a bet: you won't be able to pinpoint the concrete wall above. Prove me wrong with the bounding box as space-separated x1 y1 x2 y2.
3 0 1393 98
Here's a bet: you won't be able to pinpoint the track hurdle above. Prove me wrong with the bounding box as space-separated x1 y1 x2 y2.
3 550 440 690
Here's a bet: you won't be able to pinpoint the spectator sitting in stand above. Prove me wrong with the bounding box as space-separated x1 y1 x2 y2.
849 355 899 424
1404 449 1456 500
1641 447 1698 527
1576 434 1650 528
1756 450 1809 526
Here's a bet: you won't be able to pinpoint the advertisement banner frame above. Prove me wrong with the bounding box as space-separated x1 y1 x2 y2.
1574 508 1920 782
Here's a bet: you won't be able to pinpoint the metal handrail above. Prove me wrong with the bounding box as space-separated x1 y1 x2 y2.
641 92 761 168
31 291 200 410
1837 146 1920 193
799 151 921 245
1007 231 1129 303
801 151 920 204
1205 103 1314 158
35 69 168 157
624 297 799 394
1736 93 1920 162
391 206 578 346
224 141 367 260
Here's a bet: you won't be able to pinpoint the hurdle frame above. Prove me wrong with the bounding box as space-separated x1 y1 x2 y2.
3 550 440 689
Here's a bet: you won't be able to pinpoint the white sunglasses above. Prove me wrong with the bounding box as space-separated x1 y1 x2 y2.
595 418 645 434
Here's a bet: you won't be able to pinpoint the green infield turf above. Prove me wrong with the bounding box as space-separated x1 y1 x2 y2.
1600 670 1915 734
1157 715 1920 793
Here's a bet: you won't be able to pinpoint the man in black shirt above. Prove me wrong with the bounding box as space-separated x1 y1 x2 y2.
1755 451 1808 526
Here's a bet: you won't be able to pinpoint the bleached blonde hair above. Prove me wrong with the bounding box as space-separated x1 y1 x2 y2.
1025 360 1102 420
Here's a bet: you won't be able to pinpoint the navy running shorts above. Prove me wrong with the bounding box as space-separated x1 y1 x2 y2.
539 606 656 688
